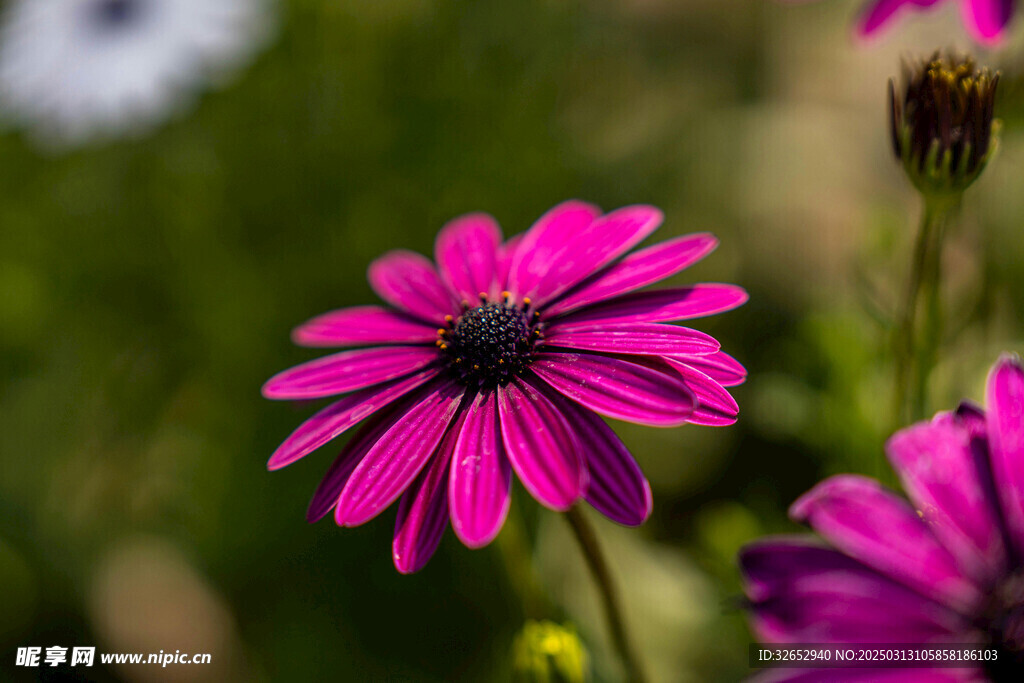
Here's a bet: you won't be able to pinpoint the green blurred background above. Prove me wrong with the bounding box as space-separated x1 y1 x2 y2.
2 0 1024 680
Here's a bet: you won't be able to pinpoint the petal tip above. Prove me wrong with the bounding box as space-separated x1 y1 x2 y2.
392 549 424 575
613 203 665 226
995 351 1024 374
690 232 720 255
606 478 653 527
544 498 579 513
961 2 1012 46
788 476 838 523
451 498 510 549
266 452 289 471
333 502 358 527
289 326 315 347
988 352 1024 401
555 198 603 214
261 378 286 400
453 525 502 550
788 474 879 524
305 501 332 524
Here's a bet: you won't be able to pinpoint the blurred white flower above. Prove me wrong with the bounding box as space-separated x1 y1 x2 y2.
0 0 274 147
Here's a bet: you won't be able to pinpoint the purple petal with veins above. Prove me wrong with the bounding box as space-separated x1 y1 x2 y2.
531 352 694 427
368 249 459 323
261 346 438 400
543 232 718 317
292 305 438 348
498 375 586 510
335 379 465 527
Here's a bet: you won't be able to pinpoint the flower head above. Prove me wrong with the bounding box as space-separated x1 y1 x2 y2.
264 200 747 573
740 355 1024 680
889 51 1000 197
0 0 274 147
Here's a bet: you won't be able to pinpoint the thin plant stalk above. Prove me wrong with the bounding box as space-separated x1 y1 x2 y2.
565 506 646 683
914 202 955 419
892 196 958 431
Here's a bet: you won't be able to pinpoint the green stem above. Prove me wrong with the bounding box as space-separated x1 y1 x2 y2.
564 506 646 683
914 208 950 419
892 204 934 428
892 196 958 433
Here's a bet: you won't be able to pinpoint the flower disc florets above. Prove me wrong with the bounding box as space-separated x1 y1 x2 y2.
438 293 541 387
890 51 1000 197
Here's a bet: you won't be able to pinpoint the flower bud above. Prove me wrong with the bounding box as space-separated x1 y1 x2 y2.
512 620 588 683
889 51 1000 197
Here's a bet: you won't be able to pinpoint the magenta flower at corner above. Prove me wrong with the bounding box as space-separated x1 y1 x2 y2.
263 200 747 573
740 355 1024 680
784 0 1016 44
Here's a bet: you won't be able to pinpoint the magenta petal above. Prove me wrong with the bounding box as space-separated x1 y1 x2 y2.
544 322 719 357
261 346 438 400
392 427 457 574
449 389 512 548
790 475 980 612
750 571 966 644
496 234 523 293
367 249 459 323
741 536 863 604
306 407 402 522
268 368 439 471
986 355 1024 559
954 401 988 439
740 536 968 644
748 668 971 683
543 233 719 317
506 200 601 303
556 398 652 526
858 0 903 35
497 375 586 511
856 0 919 36
434 213 503 304
335 380 465 527
291 305 438 348
678 350 746 387
555 284 748 327
962 0 1014 44
665 358 739 426
887 418 1008 584
530 352 694 427
527 205 664 307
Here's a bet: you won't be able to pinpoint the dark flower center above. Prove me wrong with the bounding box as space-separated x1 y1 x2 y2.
91 0 143 29
438 294 541 387
981 572 1024 682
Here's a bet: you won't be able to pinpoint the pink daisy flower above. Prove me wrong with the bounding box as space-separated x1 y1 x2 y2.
785 0 1015 45
740 355 1024 680
263 200 747 573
